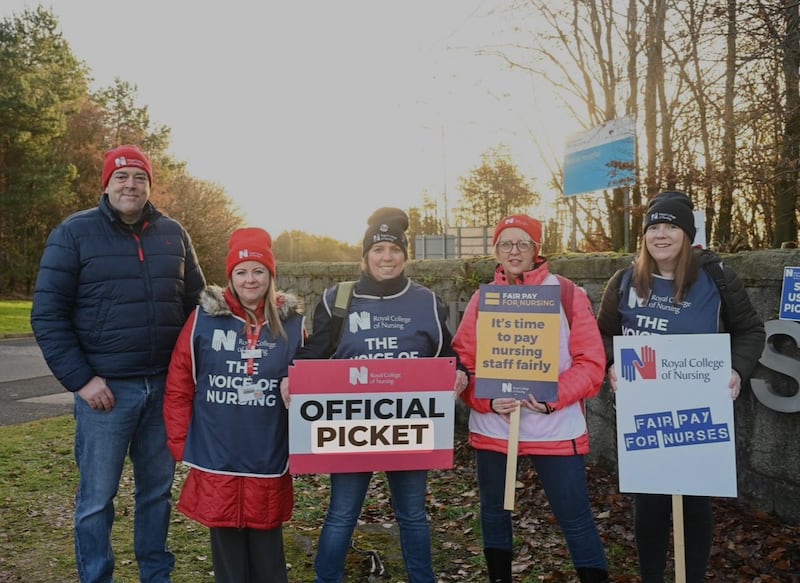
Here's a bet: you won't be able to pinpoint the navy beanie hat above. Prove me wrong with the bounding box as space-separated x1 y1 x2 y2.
644 190 696 241
362 207 409 257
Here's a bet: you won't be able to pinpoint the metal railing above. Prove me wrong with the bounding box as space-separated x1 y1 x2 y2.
413 226 495 259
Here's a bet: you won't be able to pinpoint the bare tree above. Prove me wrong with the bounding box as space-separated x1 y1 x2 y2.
718 0 738 246
775 0 800 246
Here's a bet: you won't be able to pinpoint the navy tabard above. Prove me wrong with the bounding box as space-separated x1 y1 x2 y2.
183 310 304 477
333 280 445 359
618 270 721 337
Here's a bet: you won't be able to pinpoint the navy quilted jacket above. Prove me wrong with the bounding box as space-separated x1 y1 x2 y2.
31 194 206 392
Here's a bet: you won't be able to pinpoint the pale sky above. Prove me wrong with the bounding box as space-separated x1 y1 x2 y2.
4 1 580 244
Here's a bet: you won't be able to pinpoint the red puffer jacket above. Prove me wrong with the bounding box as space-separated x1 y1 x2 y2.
164 287 296 529
453 260 606 456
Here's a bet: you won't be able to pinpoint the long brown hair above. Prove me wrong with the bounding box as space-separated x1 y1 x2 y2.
632 237 698 304
227 278 286 339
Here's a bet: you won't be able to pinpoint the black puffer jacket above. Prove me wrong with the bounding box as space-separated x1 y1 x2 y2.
31 194 206 392
596 249 765 382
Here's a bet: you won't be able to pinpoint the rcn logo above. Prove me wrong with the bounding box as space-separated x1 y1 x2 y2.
627 287 647 308
620 346 657 382
212 329 237 352
348 311 371 333
349 366 368 385
237 249 264 260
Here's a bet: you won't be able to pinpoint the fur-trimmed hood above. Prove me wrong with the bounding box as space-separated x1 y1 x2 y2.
198 285 302 320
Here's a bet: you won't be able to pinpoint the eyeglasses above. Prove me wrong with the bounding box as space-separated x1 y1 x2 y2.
496 240 536 253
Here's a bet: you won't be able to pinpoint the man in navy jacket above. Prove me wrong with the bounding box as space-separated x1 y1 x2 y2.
31 144 205 583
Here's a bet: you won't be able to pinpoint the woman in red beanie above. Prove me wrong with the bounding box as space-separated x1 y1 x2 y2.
164 227 305 583
452 215 610 583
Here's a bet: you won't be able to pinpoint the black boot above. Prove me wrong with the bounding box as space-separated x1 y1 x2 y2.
483 548 513 583
576 567 609 582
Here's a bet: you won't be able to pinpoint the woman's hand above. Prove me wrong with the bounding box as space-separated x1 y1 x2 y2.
607 365 618 392
729 369 741 400
490 397 519 421
453 370 468 398
280 377 291 408
520 393 554 414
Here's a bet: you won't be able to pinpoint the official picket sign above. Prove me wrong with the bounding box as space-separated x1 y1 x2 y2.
474 284 561 401
779 266 800 321
287 357 455 474
613 333 736 497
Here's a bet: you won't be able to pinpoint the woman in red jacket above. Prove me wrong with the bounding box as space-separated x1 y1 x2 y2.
452 215 609 583
164 228 305 583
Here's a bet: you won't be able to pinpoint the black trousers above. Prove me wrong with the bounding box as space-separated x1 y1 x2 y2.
634 493 713 583
210 526 288 583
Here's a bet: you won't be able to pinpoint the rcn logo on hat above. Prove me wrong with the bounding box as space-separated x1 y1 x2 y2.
649 211 677 222
237 249 264 260
114 156 146 169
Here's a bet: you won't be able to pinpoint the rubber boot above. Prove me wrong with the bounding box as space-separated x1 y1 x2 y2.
576 566 610 582
483 548 512 583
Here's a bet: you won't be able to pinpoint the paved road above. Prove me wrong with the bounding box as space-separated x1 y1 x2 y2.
0 336 72 426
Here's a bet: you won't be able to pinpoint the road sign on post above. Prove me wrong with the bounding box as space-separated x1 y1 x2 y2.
563 116 636 251
563 116 636 197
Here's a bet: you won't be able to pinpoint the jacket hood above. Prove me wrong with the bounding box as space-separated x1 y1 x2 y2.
493 257 550 285
695 247 723 269
199 285 302 321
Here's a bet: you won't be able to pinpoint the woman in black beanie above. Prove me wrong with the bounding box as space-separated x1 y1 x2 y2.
282 207 468 583
596 191 764 582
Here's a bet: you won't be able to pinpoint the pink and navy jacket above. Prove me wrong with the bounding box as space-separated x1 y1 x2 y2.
453 260 606 457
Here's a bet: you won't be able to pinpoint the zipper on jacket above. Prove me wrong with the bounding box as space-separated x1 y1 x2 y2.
131 220 151 262
237 478 245 528
131 220 158 365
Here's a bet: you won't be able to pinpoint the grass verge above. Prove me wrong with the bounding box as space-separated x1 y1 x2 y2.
0 300 32 336
0 416 629 583
1 416 798 582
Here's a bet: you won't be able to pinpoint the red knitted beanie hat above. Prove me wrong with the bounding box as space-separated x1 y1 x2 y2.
102 145 153 190
226 227 276 279
492 215 543 247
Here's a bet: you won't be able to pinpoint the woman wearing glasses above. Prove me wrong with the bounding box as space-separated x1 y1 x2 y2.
452 215 610 583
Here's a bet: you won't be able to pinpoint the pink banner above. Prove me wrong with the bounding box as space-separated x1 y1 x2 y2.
288 358 456 474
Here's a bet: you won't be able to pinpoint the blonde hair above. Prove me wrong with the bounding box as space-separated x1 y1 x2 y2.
632 236 698 304
227 277 286 339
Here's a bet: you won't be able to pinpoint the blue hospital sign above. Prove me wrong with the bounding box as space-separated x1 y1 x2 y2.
563 116 636 197
779 267 800 321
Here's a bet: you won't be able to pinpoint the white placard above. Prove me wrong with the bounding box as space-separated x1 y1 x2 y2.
613 334 736 497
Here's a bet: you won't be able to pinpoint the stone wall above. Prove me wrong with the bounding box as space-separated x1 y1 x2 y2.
276 249 800 524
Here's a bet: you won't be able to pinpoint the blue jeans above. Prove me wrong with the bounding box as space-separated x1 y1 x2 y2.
476 449 608 570
73 375 175 583
314 470 434 583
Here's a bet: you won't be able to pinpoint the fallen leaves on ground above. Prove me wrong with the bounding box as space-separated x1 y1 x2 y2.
398 439 797 581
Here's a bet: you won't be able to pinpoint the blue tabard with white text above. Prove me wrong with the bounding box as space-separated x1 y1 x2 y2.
618 270 721 336
332 280 445 359
183 310 304 476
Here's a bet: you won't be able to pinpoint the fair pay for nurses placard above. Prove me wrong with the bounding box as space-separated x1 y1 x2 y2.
475 284 561 401
613 333 736 497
